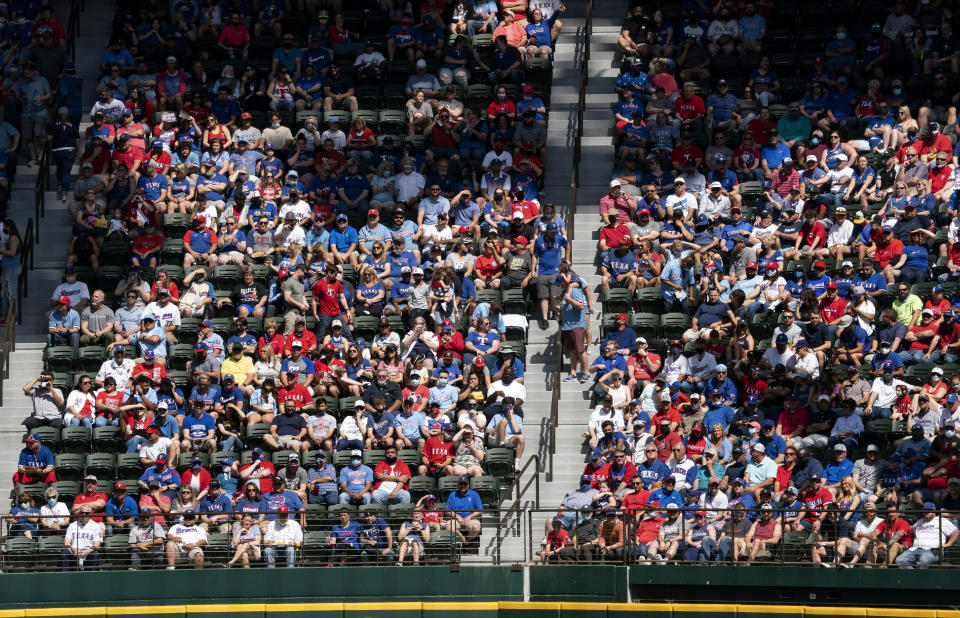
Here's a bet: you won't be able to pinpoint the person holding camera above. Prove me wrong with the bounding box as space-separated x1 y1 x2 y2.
22 373 64 431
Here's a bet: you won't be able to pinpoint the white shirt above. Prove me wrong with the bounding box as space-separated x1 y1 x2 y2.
699 490 729 520
529 0 562 18
912 517 958 550
762 347 795 371
707 18 739 39
51 281 90 306
854 515 883 536
273 223 306 249
870 376 909 408
665 193 697 216
482 150 513 170
320 129 347 150
279 199 311 222
65 391 96 418
667 456 697 490
661 353 690 383
168 523 208 545
396 171 426 203
354 51 386 68
826 219 854 247
487 379 526 402
589 406 625 435
698 192 731 220
265 519 304 545
140 436 172 459
65 520 103 552
793 353 820 379
687 352 717 380
96 358 136 386
759 276 786 302
827 167 854 191
143 301 181 329
854 299 876 335
40 501 70 526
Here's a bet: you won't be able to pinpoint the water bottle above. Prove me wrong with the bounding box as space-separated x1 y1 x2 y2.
78 556 85 569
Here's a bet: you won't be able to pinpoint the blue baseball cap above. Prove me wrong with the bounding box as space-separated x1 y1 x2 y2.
252 447 263 456
201 319 213 328
948 393 959 403
715 364 727 372
25 434 42 444
746 393 759 405
546 222 559 233
775 334 789 344
697 214 708 225
796 340 808 349
143 349 155 359
580 474 593 483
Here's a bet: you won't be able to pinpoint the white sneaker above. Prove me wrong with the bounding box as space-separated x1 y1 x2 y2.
515 458 521 470
166 566 175 570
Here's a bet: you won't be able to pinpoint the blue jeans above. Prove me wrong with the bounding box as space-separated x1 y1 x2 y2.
61 549 100 571
315 312 355 342
129 547 163 569
717 536 742 562
372 488 411 505
220 436 244 453
335 438 363 452
438 67 469 88
95 416 119 427
52 148 75 193
125 436 149 453
867 406 892 420
683 536 717 562
929 350 959 363
467 17 497 36
460 145 486 161
895 547 938 568
265 544 297 567
68 415 93 429
47 332 79 349
1 262 20 317
339 491 372 505
309 490 339 505
900 349 929 365
488 69 521 84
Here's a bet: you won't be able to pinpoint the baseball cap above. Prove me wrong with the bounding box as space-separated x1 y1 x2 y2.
751 443 766 452
25 434 42 444
415 59 427 67
834 444 847 452
866 444 879 453
57 295 71 305
775 333 789 344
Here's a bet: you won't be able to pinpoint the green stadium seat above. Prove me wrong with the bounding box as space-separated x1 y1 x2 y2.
60 427 91 454
54 454 85 481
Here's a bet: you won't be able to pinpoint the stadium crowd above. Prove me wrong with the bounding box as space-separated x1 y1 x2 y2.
540 0 960 567
4 0 570 569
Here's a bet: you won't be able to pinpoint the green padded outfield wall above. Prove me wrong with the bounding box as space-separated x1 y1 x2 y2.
0 566 957 616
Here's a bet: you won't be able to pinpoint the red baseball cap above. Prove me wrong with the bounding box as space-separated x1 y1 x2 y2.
813 260 827 269
195 215 205 223
522 84 534 94
277 505 290 512
638 208 650 215
114 482 127 490
615 313 628 322
368 209 378 217
240 112 252 119
278 269 290 279
475 357 485 367
513 236 527 246
57 295 71 305
458 226 469 234
323 343 335 351
618 237 632 247
746 262 758 269
827 281 838 289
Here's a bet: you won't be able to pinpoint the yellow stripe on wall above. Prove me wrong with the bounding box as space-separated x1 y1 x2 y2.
266 604 344 613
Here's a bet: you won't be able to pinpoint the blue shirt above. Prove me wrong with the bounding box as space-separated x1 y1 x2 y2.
901 244 928 270
702 405 736 431
852 272 887 295
635 459 671 488
183 412 215 439
104 495 139 517
824 458 855 485
446 489 483 516
534 234 567 275
138 466 181 488
395 411 426 441
760 143 792 169
199 492 234 514
338 174 370 201
660 260 694 303
338 464 374 493
263 490 304 519
18 445 54 469
649 488 682 507
561 287 587 331
329 226 359 253
49 309 80 331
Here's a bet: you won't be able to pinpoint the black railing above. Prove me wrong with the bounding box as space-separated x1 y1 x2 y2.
550 0 593 482
493 454 540 564
34 146 47 239
65 0 82 63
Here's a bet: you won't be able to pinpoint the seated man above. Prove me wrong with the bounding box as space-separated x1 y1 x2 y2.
164 510 207 570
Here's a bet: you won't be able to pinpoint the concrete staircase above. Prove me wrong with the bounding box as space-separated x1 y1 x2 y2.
465 0 627 563
0 0 113 502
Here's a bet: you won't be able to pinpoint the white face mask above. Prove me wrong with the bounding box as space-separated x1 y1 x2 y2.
65 275 77 283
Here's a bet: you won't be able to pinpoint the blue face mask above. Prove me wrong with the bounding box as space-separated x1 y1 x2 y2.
810 137 819 145
794 271 804 279
351 458 362 466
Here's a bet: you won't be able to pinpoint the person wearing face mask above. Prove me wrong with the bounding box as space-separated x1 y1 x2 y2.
335 451 373 506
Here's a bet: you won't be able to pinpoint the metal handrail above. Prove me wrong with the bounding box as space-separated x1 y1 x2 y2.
34 145 48 239
550 0 593 483
65 0 81 63
494 454 540 565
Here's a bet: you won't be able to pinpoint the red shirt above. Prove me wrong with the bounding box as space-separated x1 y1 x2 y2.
621 489 650 515
402 385 430 411
799 220 826 248
123 412 153 434
654 431 682 461
436 331 465 360
285 331 317 355
930 164 954 193
775 463 794 491
819 296 848 323
674 94 705 120
746 119 776 140
278 384 312 408
801 487 834 521
546 529 572 550
670 143 704 168
685 436 707 462
372 460 411 490
636 516 664 543
628 352 661 381
908 324 934 351
183 103 208 123
927 297 952 319
741 375 769 399
259 332 285 356
218 23 250 48
422 436 454 466
582 461 611 488
777 407 809 436
111 146 144 172
600 223 631 249
936 321 960 351
81 148 113 175
874 238 904 268
876 517 912 548
734 145 760 170
474 254 502 279
241 460 276 493
315 150 346 173
181 468 211 493
133 233 163 257
73 492 109 522
131 362 167 383
312 279 345 317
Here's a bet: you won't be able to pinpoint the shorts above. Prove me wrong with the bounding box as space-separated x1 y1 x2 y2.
22 114 47 139
172 543 204 561
537 274 560 298
561 327 586 354
277 435 302 449
238 304 259 315
682 327 713 341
